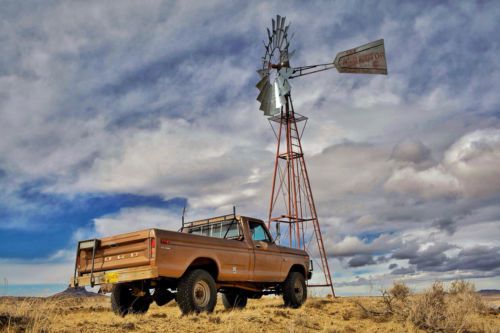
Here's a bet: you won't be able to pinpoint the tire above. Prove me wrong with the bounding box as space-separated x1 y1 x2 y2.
111 284 133 317
153 288 175 306
130 295 151 314
222 291 248 309
177 269 217 314
282 271 307 308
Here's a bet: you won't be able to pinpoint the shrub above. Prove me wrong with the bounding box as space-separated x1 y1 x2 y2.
408 280 486 333
409 282 446 331
359 280 489 333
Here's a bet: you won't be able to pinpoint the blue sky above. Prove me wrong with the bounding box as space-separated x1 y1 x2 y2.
1 0 499 295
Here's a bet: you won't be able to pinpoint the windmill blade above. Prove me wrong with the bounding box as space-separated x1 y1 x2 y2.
279 17 286 46
261 87 276 115
280 49 289 63
273 80 282 109
277 67 292 96
256 75 268 91
276 15 283 46
333 39 387 74
257 81 272 103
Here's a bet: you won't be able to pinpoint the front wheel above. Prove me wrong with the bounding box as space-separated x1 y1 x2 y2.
177 269 217 314
222 291 248 309
282 272 307 308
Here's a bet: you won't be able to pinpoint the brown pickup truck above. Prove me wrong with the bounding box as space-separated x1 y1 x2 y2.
71 214 312 316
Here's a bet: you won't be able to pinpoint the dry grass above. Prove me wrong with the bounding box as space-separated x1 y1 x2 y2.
0 282 498 333
357 280 499 333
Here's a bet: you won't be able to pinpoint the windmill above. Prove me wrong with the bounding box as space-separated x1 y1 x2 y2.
256 15 387 297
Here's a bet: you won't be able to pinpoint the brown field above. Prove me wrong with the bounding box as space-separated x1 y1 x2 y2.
1 284 499 333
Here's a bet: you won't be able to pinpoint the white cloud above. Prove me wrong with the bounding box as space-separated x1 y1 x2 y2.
384 165 463 199
444 129 500 197
385 129 500 199
327 234 401 257
93 207 182 237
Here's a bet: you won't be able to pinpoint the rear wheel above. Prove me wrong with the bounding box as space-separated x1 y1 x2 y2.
222 291 248 309
111 283 152 316
177 269 217 314
111 284 133 317
283 271 307 308
130 295 151 314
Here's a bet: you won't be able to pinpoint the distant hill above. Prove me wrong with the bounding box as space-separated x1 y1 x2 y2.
50 286 104 298
478 290 500 296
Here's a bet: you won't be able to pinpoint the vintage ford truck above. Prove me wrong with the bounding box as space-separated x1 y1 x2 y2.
71 214 311 315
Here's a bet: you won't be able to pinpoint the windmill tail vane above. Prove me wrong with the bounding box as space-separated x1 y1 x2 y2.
256 15 388 297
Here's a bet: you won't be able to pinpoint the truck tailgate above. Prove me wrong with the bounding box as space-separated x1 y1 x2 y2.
77 229 153 273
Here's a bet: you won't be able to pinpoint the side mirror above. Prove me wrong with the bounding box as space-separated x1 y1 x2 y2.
274 223 281 244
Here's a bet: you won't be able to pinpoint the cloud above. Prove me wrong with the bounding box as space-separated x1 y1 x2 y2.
391 266 415 275
92 207 182 237
328 234 401 257
384 129 500 199
384 165 463 199
309 142 394 199
432 218 457 235
443 129 500 197
348 254 376 267
391 139 431 164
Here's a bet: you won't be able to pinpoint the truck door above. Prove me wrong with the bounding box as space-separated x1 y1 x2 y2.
249 220 283 282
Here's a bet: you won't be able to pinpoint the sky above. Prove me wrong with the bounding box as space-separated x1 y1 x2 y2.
0 0 499 296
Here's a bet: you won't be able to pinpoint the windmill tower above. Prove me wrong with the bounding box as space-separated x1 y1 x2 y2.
256 15 387 296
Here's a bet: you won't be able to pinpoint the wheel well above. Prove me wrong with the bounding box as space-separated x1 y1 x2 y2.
186 257 219 279
289 264 306 278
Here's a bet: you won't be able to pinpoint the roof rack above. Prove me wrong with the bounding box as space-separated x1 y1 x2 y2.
180 206 237 232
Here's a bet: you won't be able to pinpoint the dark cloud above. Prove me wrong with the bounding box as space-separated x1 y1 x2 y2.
406 242 456 271
391 241 420 260
391 266 416 275
392 242 500 273
388 263 398 270
348 254 376 267
441 246 500 272
432 218 457 235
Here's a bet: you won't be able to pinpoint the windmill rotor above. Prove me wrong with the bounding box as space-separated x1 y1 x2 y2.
256 15 387 116
256 15 292 116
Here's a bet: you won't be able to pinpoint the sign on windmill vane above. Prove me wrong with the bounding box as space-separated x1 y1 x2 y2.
333 39 387 75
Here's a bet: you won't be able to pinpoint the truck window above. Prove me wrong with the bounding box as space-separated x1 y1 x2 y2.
186 220 242 240
249 221 271 242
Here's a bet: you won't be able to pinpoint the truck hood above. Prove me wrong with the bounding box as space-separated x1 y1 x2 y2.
277 245 309 257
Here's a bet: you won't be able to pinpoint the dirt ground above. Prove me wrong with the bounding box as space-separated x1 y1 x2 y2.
0 294 499 333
